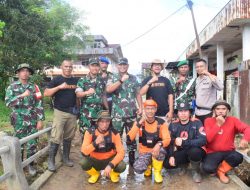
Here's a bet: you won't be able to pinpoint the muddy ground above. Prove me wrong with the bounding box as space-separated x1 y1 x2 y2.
0 131 249 190
40 132 244 190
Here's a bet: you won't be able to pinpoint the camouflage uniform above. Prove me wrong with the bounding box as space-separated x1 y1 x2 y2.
107 73 140 152
77 74 106 134
5 80 45 157
170 75 195 109
99 71 113 113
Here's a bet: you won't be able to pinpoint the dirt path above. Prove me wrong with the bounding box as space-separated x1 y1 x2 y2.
41 133 242 190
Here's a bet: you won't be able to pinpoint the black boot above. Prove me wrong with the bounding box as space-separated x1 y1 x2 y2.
190 160 202 183
128 151 135 167
28 162 37 176
48 142 59 172
63 140 74 167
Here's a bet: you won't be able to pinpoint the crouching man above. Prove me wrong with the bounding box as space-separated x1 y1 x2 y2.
163 102 206 183
127 100 171 183
203 100 250 184
80 110 126 184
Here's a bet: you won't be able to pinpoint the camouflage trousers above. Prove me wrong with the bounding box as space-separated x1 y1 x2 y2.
79 105 102 135
79 117 96 136
133 148 166 174
13 124 38 158
112 117 137 152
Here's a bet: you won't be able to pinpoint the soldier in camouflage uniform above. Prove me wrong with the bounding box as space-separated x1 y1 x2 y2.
169 60 195 110
106 57 142 166
99 56 113 113
76 58 108 135
5 63 45 176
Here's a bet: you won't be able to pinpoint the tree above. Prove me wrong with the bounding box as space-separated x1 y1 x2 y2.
0 0 89 99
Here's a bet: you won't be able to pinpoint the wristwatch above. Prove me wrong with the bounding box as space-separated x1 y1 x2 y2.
157 141 163 147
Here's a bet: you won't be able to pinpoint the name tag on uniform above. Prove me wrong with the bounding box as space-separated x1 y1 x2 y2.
147 139 153 144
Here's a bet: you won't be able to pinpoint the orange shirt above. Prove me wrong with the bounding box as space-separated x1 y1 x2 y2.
128 118 171 154
81 129 125 167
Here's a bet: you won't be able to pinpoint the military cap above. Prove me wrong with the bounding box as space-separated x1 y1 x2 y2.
118 57 128 64
88 58 100 65
15 63 34 75
211 100 231 111
177 60 189 68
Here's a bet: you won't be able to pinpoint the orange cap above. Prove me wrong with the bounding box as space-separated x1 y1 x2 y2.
143 100 158 108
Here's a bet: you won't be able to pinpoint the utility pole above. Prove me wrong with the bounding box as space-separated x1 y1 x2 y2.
186 0 202 58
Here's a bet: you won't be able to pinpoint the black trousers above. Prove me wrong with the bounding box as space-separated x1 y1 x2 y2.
195 112 213 125
164 147 206 169
202 151 243 174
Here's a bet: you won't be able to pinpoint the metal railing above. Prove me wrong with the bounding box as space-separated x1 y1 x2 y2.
0 124 52 190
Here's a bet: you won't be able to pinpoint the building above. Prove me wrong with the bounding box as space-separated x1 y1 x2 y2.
184 0 250 123
76 35 123 73
45 35 123 78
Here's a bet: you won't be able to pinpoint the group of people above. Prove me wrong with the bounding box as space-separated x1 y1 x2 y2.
4 57 250 185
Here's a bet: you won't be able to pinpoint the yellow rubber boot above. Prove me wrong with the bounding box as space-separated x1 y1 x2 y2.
144 165 152 177
86 167 100 184
152 158 163 183
110 170 120 183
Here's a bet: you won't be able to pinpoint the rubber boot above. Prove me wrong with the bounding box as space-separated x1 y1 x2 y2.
110 170 120 183
178 165 186 176
128 151 135 167
144 165 152 177
217 160 232 184
190 160 202 183
63 140 74 167
152 158 163 183
28 162 37 176
48 142 59 172
86 167 100 184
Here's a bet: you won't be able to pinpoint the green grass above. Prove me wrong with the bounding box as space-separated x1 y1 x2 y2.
0 100 12 133
0 100 54 133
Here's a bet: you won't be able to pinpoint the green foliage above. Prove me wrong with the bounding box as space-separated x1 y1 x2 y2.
0 20 5 37
0 99 53 132
0 0 89 100
0 99 11 132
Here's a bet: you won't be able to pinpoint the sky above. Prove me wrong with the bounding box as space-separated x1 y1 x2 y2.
68 0 230 74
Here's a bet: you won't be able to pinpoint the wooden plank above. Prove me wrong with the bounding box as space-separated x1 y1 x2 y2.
230 175 250 190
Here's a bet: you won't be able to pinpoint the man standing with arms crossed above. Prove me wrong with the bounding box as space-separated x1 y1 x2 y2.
106 57 142 167
44 60 78 172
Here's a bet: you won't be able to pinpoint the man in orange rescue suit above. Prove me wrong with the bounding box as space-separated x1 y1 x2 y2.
127 100 171 183
80 110 126 184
